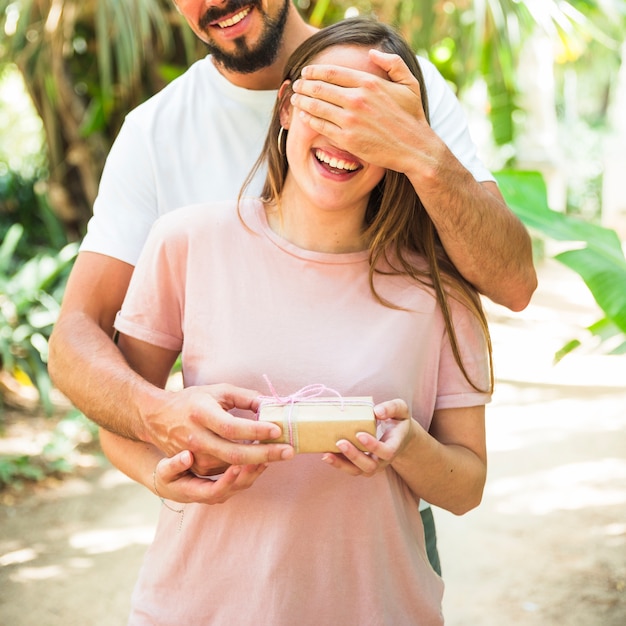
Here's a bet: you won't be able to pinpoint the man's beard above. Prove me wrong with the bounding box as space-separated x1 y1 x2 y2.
200 0 291 74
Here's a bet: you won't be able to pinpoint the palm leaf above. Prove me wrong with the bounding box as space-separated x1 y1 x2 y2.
495 169 626 357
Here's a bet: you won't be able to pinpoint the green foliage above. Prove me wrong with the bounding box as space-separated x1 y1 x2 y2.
0 171 67 259
0 409 99 489
0 454 48 486
0 0 204 233
0 160 78 417
313 1 622 149
0 222 78 414
495 170 626 360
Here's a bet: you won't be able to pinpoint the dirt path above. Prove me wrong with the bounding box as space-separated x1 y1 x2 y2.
1 260 625 625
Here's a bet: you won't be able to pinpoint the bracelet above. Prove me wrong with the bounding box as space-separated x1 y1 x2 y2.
152 467 185 519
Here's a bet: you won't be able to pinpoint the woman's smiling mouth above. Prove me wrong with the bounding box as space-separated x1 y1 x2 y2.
314 148 361 173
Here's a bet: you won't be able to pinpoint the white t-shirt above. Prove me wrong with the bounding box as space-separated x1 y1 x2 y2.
114 198 491 625
81 54 493 266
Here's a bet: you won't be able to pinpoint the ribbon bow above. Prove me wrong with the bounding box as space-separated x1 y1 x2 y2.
257 375 346 447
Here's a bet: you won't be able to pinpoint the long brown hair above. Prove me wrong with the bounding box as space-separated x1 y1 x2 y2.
240 17 493 393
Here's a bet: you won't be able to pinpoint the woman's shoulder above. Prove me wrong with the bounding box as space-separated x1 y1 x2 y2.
149 199 263 246
154 200 244 229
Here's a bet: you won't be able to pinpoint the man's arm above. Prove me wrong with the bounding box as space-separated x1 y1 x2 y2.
290 50 537 311
49 252 147 437
48 251 294 472
405 156 535 312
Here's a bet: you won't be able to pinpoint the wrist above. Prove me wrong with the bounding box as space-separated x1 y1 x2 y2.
152 465 185 516
391 419 423 470
404 137 470 196
134 381 171 445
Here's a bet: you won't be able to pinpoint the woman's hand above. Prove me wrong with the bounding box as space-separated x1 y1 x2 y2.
321 399 414 476
153 449 269 505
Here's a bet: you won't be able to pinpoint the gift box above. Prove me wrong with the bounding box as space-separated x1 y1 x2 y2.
258 396 376 453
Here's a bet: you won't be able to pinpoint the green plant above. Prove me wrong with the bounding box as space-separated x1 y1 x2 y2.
495 169 626 360
0 454 48 486
309 1 622 148
0 170 67 257
0 409 99 489
0 223 78 413
0 0 203 236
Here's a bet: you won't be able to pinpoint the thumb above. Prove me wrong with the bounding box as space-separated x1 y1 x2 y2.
374 399 411 421
368 49 416 88
161 450 194 480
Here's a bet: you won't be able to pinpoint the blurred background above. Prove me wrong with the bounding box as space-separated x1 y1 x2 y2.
0 1 625 624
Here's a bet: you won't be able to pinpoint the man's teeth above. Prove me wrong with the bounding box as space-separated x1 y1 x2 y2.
217 7 251 28
315 150 358 171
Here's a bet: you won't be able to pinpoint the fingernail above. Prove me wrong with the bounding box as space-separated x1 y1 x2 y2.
321 454 332 464
356 433 368 444
232 466 241 476
281 448 294 460
336 440 349 453
269 426 281 438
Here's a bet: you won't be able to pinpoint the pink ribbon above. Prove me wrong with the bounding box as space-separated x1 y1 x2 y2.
257 375 347 447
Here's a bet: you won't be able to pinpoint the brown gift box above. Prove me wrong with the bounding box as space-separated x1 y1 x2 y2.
258 397 376 453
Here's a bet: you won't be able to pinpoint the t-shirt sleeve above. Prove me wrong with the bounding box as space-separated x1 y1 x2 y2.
113 216 186 352
435 297 491 410
80 115 159 266
419 56 495 184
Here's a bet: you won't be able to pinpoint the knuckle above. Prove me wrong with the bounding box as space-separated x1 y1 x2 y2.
187 406 205 426
314 118 329 135
349 92 367 110
322 67 338 82
225 449 246 466
310 81 324 97
219 419 239 441
306 98 323 117
343 110 359 128
185 431 200 452
361 75 378 90
221 424 235 441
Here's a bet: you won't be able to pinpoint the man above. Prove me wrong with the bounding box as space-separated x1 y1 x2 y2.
48 0 536 570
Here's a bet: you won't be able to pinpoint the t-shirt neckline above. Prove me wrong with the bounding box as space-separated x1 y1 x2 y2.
246 198 370 264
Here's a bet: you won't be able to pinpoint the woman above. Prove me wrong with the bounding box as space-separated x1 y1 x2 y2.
101 17 493 625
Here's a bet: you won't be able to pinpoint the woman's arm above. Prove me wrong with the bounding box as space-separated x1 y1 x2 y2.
99 427 269 504
323 400 486 516
390 403 486 515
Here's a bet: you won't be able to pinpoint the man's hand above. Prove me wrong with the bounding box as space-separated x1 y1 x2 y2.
142 383 295 476
290 49 537 310
290 49 430 174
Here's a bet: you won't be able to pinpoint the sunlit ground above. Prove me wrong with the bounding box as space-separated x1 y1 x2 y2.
438 258 626 625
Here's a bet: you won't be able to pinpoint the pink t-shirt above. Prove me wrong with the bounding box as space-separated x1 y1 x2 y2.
115 198 491 625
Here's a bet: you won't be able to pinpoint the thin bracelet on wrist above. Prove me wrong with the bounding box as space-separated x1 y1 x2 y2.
152 467 185 515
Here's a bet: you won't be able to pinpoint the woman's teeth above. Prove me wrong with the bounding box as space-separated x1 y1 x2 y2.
217 7 251 28
315 149 358 172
